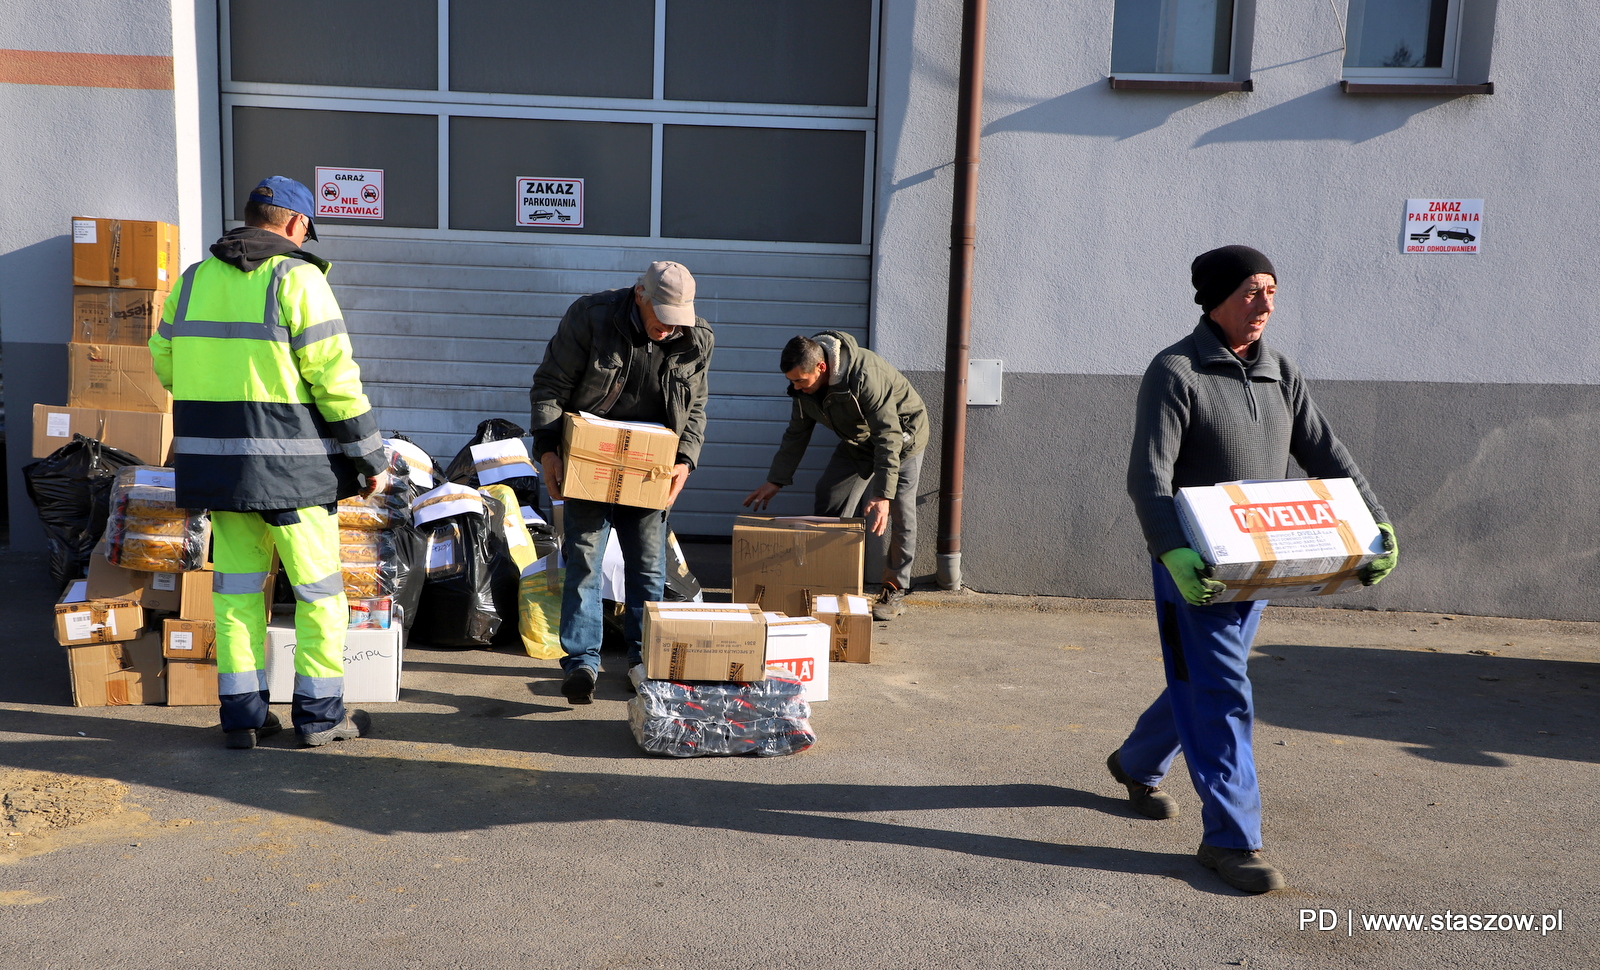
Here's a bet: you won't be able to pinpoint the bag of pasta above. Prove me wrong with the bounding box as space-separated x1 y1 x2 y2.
104 466 209 572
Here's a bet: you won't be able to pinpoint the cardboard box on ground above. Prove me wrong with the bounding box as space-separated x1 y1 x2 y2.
731 515 865 618
32 404 172 462
67 343 172 413
166 658 218 706
71 217 178 291
561 412 678 510
72 287 163 345
65 630 166 706
762 614 831 702
809 592 873 664
644 603 767 682
1176 478 1385 602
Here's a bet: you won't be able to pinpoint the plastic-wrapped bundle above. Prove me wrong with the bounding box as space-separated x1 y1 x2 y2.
104 466 209 573
24 435 146 591
628 674 815 757
332 436 435 630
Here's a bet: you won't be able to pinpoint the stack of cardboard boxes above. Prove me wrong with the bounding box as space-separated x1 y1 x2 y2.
33 218 178 466
732 515 873 667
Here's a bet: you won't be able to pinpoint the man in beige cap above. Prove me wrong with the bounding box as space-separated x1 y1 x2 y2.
530 261 714 703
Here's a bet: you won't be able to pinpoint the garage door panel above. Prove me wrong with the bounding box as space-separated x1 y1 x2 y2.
319 233 869 534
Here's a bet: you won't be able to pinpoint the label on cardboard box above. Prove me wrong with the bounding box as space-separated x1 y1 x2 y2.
1176 477 1383 602
150 572 177 591
169 631 193 652
63 612 95 642
47 412 72 438
73 220 97 243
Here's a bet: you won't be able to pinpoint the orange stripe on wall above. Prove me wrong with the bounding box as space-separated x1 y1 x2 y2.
0 49 174 90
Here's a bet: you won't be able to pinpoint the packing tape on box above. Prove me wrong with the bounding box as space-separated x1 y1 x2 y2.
1221 480 1365 599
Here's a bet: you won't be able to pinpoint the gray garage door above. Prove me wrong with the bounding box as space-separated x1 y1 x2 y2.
221 0 879 535
316 235 869 534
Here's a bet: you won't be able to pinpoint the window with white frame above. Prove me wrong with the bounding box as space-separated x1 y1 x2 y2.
1343 0 1461 79
1111 0 1236 79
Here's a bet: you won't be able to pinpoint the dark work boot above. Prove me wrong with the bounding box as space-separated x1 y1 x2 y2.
1106 749 1179 819
224 711 283 750
562 666 597 705
1197 843 1287 894
301 710 371 748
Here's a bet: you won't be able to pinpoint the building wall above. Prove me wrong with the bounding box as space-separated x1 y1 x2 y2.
876 1 1600 619
0 0 218 551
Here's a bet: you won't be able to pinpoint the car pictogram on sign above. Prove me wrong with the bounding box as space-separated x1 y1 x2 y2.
1436 226 1476 243
1409 225 1434 242
530 211 555 221
321 182 339 201
361 184 379 203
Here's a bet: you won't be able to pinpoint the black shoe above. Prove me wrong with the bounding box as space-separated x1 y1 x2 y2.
872 587 908 621
562 666 597 704
1197 843 1287 894
224 711 283 750
1106 749 1179 819
301 710 371 748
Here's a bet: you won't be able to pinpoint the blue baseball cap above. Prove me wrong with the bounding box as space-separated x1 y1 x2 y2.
247 176 318 240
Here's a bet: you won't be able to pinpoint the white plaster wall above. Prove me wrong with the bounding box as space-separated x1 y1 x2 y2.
874 1 1600 385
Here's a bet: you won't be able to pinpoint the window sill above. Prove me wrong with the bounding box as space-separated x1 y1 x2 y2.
1340 80 1493 96
1107 77 1252 93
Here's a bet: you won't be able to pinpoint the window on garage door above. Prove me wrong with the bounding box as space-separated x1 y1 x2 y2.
221 0 877 246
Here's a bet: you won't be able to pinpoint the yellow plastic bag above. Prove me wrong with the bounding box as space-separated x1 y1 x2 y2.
518 555 564 659
479 484 538 574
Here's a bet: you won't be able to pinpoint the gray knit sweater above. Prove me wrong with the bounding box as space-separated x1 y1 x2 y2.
1128 318 1390 557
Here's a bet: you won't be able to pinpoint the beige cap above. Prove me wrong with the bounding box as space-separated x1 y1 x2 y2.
637 260 697 327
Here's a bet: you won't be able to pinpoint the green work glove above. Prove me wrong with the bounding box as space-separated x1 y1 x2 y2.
1361 522 1398 586
1160 546 1227 607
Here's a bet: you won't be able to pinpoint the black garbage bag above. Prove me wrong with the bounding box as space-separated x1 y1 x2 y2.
444 418 543 511
409 485 518 648
23 434 145 592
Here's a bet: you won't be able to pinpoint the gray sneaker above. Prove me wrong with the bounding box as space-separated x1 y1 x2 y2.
872 587 908 621
1197 843 1287 894
300 710 372 748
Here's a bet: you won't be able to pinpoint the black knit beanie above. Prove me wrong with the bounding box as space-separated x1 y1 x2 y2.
1191 245 1276 313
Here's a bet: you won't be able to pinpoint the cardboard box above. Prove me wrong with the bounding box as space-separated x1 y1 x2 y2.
165 659 219 707
1176 477 1386 603
163 618 216 660
732 515 866 618
809 592 874 664
762 613 831 702
87 553 216 619
561 412 678 509
65 629 166 706
71 217 178 290
55 581 144 646
67 343 172 413
32 403 173 463
72 287 164 345
265 621 404 703
643 602 767 682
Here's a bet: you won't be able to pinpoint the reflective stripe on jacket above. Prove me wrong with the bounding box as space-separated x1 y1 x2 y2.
150 253 384 511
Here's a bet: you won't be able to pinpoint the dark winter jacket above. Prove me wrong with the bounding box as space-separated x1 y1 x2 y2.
766 331 928 501
529 287 713 468
1128 317 1389 557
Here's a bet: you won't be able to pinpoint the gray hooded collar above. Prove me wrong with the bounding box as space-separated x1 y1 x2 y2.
814 332 849 386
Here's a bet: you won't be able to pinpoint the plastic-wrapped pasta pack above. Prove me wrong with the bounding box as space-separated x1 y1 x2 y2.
104 466 209 572
627 673 816 757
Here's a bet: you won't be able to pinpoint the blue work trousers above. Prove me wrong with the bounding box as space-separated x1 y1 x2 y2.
1119 559 1268 850
558 497 667 673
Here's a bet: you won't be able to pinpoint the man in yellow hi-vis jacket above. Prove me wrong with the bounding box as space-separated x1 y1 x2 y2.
151 176 386 749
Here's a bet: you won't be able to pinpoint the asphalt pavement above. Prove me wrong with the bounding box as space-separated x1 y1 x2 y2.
1 547 1596 970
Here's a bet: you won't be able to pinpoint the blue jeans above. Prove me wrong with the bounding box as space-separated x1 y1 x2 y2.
1119 559 1269 850
559 497 667 673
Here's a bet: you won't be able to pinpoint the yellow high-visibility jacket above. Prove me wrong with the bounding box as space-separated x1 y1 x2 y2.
150 233 385 511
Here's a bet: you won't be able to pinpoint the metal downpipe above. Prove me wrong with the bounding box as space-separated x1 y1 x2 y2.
937 0 988 591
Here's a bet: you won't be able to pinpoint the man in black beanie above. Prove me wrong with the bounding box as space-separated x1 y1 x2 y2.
1112 245 1399 894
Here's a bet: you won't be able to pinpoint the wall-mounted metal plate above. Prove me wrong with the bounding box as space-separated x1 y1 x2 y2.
967 358 1003 406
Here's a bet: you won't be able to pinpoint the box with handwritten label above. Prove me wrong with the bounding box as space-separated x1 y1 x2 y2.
264 619 404 703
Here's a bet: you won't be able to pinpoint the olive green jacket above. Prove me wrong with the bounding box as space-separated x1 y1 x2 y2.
767 331 927 500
